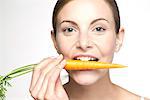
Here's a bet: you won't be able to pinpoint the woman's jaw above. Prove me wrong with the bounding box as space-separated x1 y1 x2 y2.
68 69 109 86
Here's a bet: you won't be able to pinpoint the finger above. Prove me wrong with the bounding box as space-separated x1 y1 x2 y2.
45 60 66 98
36 77 49 99
36 59 66 99
46 54 63 71
55 76 65 97
32 54 63 90
36 68 55 99
30 57 53 90
30 54 63 98
37 54 63 77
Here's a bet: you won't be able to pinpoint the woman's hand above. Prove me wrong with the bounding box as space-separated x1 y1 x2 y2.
29 54 69 100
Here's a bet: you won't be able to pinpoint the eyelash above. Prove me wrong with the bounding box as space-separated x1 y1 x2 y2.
63 27 76 33
93 27 106 32
62 26 106 35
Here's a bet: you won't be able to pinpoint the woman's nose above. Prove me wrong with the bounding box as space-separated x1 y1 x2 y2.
76 34 92 51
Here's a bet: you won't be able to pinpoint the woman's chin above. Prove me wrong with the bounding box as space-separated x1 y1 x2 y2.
70 70 106 86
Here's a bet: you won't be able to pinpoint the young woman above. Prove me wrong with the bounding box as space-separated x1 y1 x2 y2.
29 0 149 100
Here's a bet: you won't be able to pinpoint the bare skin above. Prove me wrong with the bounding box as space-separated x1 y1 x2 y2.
29 0 149 100
30 55 69 100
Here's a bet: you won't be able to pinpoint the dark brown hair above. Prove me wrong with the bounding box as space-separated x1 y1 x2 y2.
52 0 120 35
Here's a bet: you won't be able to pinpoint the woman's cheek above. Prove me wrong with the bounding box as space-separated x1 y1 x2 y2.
95 35 116 62
103 38 116 54
60 44 71 55
103 33 116 53
56 37 73 56
56 33 78 56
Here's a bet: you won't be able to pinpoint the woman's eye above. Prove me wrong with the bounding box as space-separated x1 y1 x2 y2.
94 27 105 32
63 27 75 33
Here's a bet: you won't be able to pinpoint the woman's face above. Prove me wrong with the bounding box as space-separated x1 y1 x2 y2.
52 0 124 85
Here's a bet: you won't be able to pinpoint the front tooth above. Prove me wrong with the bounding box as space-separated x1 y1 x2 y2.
83 57 90 61
90 58 95 61
88 57 92 60
90 58 93 60
77 57 91 61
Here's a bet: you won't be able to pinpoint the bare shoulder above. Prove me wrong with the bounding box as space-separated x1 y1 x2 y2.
144 97 150 100
113 84 150 100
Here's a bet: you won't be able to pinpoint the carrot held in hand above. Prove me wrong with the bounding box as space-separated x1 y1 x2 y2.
0 59 127 99
65 60 127 70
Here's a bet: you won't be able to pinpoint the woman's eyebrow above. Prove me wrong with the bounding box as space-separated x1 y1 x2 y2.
59 18 109 26
91 18 109 25
60 20 77 26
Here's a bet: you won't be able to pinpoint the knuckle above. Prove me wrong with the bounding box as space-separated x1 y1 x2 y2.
30 91 37 99
57 92 64 98
56 65 62 70
37 94 44 100
40 69 48 76
48 75 55 82
44 95 50 100
41 57 51 63
34 57 53 71
45 72 51 80
44 96 56 100
33 65 42 72
44 92 55 100
43 57 51 60
43 57 55 63
29 88 32 93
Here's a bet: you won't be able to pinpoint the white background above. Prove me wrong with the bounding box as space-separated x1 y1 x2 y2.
0 0 150 99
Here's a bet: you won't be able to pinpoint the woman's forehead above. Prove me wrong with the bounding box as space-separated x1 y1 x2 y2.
57 0 114 25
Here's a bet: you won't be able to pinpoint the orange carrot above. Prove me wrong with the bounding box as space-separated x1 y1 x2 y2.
64 60 127 70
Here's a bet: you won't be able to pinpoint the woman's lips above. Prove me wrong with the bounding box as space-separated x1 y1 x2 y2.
72 54 99 61
72 54 98 58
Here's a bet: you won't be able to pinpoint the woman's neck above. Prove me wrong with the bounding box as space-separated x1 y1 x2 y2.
64 73 118 100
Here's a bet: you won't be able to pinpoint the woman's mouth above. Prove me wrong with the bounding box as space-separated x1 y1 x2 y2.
73 56 99 61
72 55 99 71
67 55 100 71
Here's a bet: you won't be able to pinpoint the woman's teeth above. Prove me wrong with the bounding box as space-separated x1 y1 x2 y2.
73 57 99 61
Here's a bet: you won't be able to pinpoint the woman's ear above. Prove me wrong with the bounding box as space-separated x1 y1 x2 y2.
115 27 125 52
51 30 61 54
